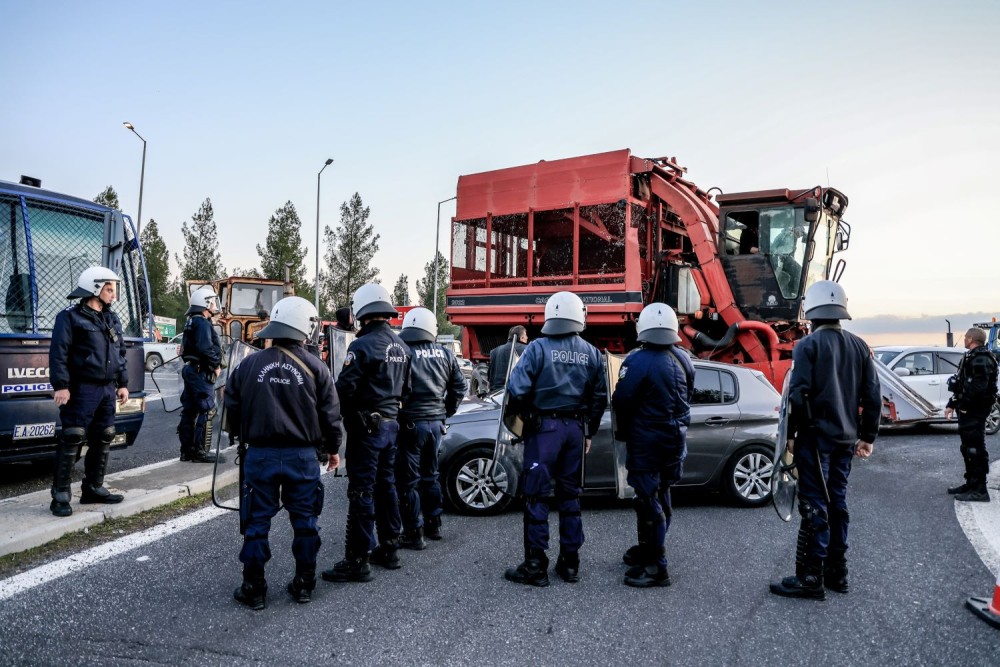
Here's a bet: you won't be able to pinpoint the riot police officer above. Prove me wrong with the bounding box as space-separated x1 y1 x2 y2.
611 303 694 588
504 291 607 586
770 280 880 600
226 297 342 609
944 327 998 502
396 307 466 547
322 284 411 583
48 267 130 517
178 286 224 463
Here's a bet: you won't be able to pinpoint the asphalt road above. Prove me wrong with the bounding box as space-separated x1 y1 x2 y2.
0 428 997 665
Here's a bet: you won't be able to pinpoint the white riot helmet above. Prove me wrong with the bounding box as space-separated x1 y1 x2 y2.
636 302 681 345
802 280 851 321
542 291 586 335
256 296 319 340
352 283 398 322
398 307 438 344
67 266 119 299
187 286 221 316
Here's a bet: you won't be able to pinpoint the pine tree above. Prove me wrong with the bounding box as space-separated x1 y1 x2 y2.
321 192 380 311
392 275 409 306
415 250 454 333
176 198 226 283
94 186 120 210
140 219 172 315
257 201 308 289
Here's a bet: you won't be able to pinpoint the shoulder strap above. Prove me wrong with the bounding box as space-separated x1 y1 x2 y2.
276 346 316 382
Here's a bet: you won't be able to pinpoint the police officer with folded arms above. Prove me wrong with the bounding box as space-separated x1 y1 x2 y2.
770 280 880 600
504 291 607 586
178 286 225 463
322 284 411 583
396 307 467 547
944 327 998 502
48 267 130 517
611 303 694 588
226 296 342 610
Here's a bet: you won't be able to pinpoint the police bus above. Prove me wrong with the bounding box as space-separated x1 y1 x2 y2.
0 176 150 463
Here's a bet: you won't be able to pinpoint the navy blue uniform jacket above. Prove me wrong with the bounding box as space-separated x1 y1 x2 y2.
49 303 127 390
336 320 411 421
611 345 695 446
181 314 222 370
400 342 466 422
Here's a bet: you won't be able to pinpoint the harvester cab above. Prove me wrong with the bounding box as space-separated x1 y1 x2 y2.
186 276 295 347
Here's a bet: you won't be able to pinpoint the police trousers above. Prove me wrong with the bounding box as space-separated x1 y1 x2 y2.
796 433 854 565
178 365 215 454
345 420 401 555
521 417 585 554
396 419 445 532
957 407 990 486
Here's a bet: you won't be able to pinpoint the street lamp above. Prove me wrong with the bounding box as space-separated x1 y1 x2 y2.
122 122 147 237
316 158 334 313
433 196 457 319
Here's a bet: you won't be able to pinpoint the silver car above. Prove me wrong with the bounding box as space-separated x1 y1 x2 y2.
439 359 781 515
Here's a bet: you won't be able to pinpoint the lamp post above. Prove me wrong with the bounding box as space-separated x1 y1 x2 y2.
433 196 457 319
122 122 146 237
316 158 334 313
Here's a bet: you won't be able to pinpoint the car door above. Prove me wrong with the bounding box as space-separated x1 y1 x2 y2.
935 351 964 409
683 366 740 484
893 351 940 407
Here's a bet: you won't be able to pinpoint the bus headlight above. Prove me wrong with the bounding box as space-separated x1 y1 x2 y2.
116 397 146 415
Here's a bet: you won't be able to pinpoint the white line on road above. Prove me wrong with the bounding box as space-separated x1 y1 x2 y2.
0 505 227 602
954 460 1000 576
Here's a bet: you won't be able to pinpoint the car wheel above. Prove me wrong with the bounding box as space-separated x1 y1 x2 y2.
724 443 774 507
444 445 513 516
986 401 1000 436
145 353 163 372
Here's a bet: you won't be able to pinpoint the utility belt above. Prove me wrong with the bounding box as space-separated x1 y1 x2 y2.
539 411 585 421
356 410 397 435
185 361 216 383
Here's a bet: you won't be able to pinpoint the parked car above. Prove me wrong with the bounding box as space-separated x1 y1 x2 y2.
874 346 1000 435
439 358 781 515
145 334 182 371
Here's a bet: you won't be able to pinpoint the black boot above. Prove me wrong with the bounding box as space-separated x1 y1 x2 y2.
50 435 79 517
370 539 402 569
624 517 655 566
504 548 550 587
624 546 670 588
287 563 316 603
955 485 991 502
181 449 226 463
399 528 427 551
824 558 849 594
947 481 973 495
555 552 580 583
321 556 373 583
769 570 825 600
424 514 443 541
234 567 267 610
80 431 124 504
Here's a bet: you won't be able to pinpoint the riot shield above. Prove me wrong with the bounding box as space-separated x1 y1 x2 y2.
211 340 261 512
606 352 635 500
326 326 356 381
492 336 524 475
771 372 797 522
151 335 237 413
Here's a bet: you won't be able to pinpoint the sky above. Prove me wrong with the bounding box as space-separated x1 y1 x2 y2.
2 1 997 344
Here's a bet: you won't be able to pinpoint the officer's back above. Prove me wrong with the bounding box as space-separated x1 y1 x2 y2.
337 320 410 419
509 333 603 414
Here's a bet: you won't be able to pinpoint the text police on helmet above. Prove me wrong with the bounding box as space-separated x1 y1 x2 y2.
351 283 398 322
67 266 119 299
802 280 851 321
636 302 681 345
398 306 438 344
188 286 221 315
256 296 319 340
542 291 586 335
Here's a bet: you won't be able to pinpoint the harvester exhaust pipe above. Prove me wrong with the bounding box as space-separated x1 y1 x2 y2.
684 321 780 361
946 319 953 347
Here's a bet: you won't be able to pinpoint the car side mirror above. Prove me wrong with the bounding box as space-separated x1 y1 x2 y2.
894 367 911 377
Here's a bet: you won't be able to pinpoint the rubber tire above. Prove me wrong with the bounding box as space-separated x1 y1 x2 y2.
723 443 774 508
443 445 514 516
145 353 163 372
986 401 1000 436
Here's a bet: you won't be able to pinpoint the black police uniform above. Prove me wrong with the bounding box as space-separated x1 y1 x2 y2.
611 344 694 587
49 302 128 515
775 323 880 598
947 344 998 500
323 320 411 581
396 339 466 545
225 341 342 608
504 333 607 585
178 312 222 461
488 338 526 391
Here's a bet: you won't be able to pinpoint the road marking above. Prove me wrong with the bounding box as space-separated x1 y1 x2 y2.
954 460 1000 576
0 505 227 602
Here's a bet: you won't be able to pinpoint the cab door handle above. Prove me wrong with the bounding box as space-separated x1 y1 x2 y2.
705 416 730 426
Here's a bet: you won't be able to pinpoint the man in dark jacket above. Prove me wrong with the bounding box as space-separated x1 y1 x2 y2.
396 307 467 547
770 280 880 600
226 296 342 610
178 286 224 463
488 325 528 391
945 327 998 502
49 267 130 517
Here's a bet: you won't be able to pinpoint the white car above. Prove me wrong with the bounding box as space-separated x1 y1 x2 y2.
874 345 999 435
145 334 182 371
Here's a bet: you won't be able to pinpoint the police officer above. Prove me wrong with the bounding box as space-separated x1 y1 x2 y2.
488 325 528 391
504 291 607 586
226 296 343 609
322 284 411 583
178 286 224 463
396 307 466 547
611 303 694 588
49 267 129 517
944 327 998 502
770 280 880 600
334 306 355 333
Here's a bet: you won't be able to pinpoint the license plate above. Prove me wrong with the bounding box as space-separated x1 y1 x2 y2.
13 422 56 440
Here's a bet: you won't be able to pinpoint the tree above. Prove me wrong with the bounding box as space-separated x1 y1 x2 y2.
94 186 120 210
416 250 455 333
392 275 409 306
257 201 309 289
176 198 225 283
140 219 172 315
321 192 380 311
230 266 263 278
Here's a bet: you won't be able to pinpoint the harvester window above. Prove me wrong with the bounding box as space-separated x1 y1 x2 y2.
763 208 806 299
724 211 760 256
